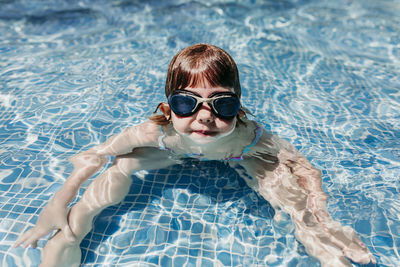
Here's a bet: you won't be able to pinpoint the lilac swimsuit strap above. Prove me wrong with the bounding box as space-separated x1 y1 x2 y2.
158 126 168 151
228 125 262 161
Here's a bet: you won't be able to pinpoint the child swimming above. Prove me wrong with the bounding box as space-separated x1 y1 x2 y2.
14 44 376 267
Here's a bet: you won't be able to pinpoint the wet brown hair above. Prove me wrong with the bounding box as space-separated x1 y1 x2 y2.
151 44 243 125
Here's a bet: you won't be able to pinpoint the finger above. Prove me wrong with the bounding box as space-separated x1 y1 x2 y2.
370 253 376 264
62 224 76 242
13 228 34 248
342 247 376 265
30 240 38 249
21 227 51 248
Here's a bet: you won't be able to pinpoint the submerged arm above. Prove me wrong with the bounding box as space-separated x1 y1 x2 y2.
231 132 375 266
61 121 160 194
14 121 160 248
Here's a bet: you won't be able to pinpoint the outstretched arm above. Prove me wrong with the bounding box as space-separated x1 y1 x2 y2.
14 121 161 248
280 151 375 266
231 133 375 266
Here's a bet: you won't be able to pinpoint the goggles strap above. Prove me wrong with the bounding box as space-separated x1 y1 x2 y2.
153 103 171 121
153 103 163 114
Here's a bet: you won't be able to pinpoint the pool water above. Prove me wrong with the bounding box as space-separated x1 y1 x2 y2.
1 0 399 266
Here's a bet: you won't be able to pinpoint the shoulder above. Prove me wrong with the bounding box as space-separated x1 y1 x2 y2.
137 120 162 134
124 120 164 146
122 120 160 134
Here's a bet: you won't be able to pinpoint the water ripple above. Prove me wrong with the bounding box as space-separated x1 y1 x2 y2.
1 0 399 266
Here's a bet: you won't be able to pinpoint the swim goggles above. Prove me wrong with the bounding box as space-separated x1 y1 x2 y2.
168 89 241 120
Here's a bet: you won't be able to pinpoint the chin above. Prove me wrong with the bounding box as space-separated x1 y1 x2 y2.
188 134 219 145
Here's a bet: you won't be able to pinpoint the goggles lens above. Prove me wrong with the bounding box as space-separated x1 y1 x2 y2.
213 97 240 118
169 94 197 116
169 90 241 120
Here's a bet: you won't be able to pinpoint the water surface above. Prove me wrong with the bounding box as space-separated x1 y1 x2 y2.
0 0 399 266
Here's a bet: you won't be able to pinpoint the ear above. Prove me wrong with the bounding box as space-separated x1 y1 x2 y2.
159 103 171 117
238 108 246 118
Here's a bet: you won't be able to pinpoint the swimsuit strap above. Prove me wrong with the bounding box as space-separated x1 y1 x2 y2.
229 124 262 161
243 125 263 154
158 125 168 150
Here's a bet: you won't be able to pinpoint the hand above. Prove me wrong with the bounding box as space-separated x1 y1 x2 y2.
13 192 75 249
323 221 377 265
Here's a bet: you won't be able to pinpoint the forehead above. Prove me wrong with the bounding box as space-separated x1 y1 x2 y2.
184 77 233 94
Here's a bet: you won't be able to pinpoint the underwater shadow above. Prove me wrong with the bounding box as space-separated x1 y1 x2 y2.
80 158 275 265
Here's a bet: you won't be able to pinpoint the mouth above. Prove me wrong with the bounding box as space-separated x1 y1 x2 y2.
192 130 219 137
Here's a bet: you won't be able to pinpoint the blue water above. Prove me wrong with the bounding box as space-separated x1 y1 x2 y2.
1 0 399 266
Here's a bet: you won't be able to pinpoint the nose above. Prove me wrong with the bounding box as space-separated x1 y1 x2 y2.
196 103 214 123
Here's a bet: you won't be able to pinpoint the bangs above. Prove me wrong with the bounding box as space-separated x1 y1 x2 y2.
175 63 236 92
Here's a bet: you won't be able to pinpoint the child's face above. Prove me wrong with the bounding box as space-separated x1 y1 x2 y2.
170 83 237 144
